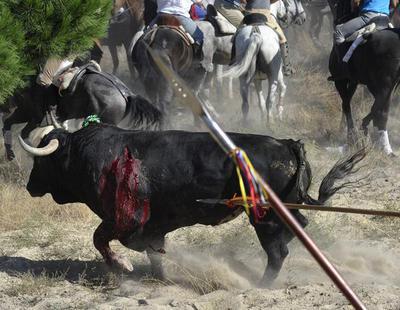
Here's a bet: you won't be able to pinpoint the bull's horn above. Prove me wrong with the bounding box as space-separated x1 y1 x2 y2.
18 135 59 156
49 110 64 129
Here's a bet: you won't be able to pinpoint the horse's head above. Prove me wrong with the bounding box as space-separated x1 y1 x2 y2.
271 0 287 21
283 0 306 25
113 0 127 16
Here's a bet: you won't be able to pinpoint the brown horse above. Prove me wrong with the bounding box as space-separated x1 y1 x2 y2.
102 0 144 76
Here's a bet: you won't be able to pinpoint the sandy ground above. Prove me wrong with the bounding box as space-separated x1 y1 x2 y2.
0 147 400 310
1 22 400 309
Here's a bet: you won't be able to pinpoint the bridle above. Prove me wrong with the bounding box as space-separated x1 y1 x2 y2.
282 0 305 24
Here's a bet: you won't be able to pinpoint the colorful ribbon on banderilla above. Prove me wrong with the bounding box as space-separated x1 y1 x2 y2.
229 148 269 222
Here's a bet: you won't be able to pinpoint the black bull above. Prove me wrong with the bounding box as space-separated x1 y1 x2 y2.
23 124 365 285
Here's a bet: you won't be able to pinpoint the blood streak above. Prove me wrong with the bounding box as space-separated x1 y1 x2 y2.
99 147 150 236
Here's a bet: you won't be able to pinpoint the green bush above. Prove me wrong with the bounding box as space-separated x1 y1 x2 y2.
0 0 112 105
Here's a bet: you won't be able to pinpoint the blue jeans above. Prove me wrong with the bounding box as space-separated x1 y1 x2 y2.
334 12 386 44
149 14 204 45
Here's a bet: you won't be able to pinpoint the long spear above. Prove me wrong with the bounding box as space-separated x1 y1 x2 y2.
197 198 400 218
146 46 367 309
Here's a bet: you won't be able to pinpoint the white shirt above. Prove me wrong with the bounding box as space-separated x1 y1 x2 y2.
157 0 193 18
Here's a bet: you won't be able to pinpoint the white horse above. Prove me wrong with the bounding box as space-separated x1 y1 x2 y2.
195 0 289 102
222 0 306 123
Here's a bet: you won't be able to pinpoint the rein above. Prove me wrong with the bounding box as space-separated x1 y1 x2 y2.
283 0 303 23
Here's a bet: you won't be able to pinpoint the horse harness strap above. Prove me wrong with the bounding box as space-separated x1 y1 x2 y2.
63 64 129 103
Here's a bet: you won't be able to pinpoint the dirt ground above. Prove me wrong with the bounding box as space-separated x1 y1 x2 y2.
1 19 400 310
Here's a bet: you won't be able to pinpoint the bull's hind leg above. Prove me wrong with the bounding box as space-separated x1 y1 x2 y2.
93 221 133 272
255 229 289 286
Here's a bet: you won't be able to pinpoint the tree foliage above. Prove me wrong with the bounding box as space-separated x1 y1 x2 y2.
0 3 31 104
0 0 112 105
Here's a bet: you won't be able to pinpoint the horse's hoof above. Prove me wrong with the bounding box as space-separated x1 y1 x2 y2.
6 151 15 161
388 152 397 158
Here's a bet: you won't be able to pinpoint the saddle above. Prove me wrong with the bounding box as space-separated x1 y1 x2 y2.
206 5 237 36
55 61 130 102
346 15 390 42
242 13 269 26
342 15 390 62
144 14 194 47
54 61 100 94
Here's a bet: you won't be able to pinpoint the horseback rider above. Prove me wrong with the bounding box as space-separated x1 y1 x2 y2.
243 0 295 76
214 0 246 27
149 0 205 50
334 0 398 44
190 1 207 20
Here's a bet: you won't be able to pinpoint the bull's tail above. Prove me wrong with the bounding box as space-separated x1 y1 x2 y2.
295 145 367 205
118 95 162 130
221 32 262 78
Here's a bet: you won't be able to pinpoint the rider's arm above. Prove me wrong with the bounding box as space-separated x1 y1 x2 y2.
391 0 399 9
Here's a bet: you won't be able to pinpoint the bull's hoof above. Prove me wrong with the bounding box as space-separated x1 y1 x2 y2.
110 254 133 272
258 277 274 288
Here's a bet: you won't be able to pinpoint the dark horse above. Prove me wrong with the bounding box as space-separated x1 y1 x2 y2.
101 0 144 76
2 67 162 161
328 0 400 155
132 4 208 119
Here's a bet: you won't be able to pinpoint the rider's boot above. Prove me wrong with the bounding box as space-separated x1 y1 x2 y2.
280 42 295 76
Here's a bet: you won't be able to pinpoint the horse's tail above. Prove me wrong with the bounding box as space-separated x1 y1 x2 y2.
294 144 367 205
221 32 262 78
118 95 162 130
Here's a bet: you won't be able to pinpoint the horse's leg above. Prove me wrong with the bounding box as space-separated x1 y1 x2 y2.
216 65 224 101
228 76 234 99
2 109 35 160
254 79 266 118
335 80 358 144
158 80 174 125
123 40 137 79
309 10 320 43
240 76 252 124
108 45 119 75
266 78 279 124
277 69 287 121
370 87 394 155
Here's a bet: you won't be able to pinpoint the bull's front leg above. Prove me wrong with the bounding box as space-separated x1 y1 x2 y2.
146 236 166 279
93 221 133 272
